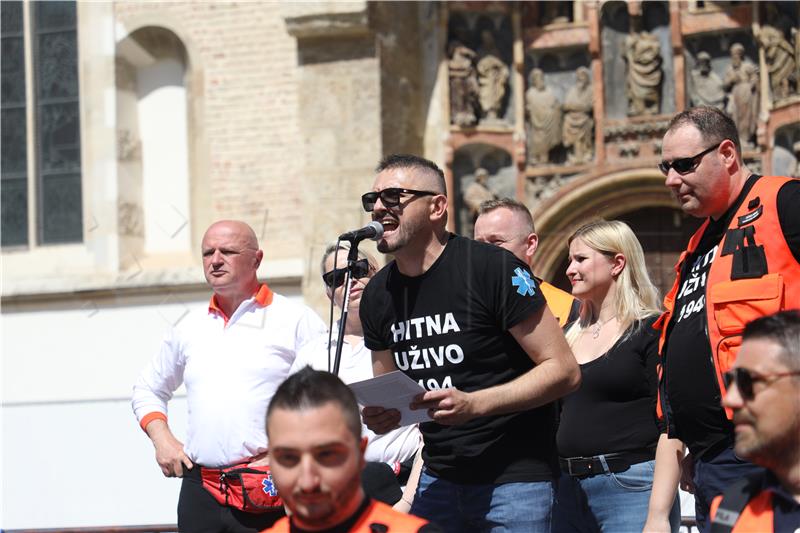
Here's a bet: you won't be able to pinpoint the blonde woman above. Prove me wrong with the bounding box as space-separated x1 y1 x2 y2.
552 220 682 533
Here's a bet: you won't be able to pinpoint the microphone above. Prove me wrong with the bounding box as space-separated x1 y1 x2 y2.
338 221 384 242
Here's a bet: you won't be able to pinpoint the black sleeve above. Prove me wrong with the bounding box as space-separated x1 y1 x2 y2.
476 244 546 331
777 178 800 264
639 315 665 433
360 274 390 351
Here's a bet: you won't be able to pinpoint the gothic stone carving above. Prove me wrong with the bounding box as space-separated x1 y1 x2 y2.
562 67 594 164
689 51 725 109
476 30 509 122
526 68 561 165
624 17 663 116
723 43 759 148
448 40 479 127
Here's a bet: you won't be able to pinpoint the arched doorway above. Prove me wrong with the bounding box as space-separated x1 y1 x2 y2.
548 206 703 297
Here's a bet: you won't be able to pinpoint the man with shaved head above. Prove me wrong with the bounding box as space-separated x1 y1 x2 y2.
359 154 580 532
474 198 580 327
132 220 326 532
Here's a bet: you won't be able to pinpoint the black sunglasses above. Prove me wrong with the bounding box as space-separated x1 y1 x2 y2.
658 142 721 176
723 367 800 400
361 188 437 212
322 258 371 289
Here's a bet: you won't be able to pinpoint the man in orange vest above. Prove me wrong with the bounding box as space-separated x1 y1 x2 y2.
647 105 800 532
264 367 441 532
709 311 800 532
474 198 581 328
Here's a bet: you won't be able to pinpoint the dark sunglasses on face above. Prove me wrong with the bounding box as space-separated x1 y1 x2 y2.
723 367 800 400
322 258 371 289
658 142 722 176
361 188 437 212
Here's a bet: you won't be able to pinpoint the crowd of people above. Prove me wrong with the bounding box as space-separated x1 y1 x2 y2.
132 105 799 532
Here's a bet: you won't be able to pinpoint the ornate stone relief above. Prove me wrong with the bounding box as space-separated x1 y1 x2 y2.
562 67 594 164
526 68 562 164
756 24 797 102
448 40 479 127
689 51 725 108
723 43 759 148
623 16 663 116
476 30 510 123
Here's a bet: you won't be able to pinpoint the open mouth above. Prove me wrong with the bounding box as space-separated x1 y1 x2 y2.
379 219 398 234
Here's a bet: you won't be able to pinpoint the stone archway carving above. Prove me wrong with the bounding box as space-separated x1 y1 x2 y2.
532 168 678 282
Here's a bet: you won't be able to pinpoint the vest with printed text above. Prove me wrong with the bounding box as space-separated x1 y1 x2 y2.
656 175 800 420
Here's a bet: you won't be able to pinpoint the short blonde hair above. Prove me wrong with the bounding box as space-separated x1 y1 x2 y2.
565 220 661 345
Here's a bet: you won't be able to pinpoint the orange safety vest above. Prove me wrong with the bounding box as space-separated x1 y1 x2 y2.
540 280 580 328
656 176 800 420
710 490 774 533
265 499 430 532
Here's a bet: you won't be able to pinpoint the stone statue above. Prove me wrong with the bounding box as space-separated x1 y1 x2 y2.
756 25 797 101
562 67 594 164
476 30 509 122
542 3 571 25
448 40 479 127
623 17 663 116
723 44 759 148
526 68 562 165
689 51 726 109
463 168 496 220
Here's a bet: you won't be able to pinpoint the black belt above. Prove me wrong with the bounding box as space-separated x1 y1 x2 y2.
559 449 655 477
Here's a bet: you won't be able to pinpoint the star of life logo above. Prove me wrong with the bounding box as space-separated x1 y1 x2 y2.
262 474 278 496
511 267 536 296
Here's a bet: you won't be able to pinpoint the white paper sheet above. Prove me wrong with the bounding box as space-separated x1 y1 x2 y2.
349 370 433 426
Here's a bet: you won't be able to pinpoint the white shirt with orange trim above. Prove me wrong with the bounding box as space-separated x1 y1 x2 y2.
293 326 422 466
132 285 327 467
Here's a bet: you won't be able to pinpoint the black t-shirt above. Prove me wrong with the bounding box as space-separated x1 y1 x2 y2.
664 176 800 458
557 316 663 458
360 234 557 484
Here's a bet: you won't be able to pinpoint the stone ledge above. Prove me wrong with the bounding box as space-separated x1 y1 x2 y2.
285 9 370 39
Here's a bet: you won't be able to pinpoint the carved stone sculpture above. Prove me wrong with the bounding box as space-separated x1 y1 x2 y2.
623 18 663 116
526 68 562 165
690 51 726 109
463 168 496 220
562 67 594 164
723 44 759 148
476 30 509 122
448 40 479 127
756 25 797 101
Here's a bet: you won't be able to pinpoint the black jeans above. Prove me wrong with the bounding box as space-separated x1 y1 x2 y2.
178 468 284 533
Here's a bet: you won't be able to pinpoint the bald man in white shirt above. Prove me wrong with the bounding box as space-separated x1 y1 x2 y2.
132 220 326 532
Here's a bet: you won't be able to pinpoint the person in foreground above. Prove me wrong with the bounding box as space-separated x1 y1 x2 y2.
293 243 421 505
474 197 580 327
551 220 681 532
264 367 440 532
709 310 800 532
132 220 326 531
650 105 800 532
359 154 581 532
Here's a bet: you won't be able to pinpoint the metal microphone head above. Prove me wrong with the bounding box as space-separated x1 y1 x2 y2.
365 221 384 241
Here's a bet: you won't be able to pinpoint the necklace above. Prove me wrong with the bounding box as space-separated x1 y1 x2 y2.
589 315 616 339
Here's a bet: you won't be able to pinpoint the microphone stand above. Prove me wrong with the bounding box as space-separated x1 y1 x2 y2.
332 242 361 377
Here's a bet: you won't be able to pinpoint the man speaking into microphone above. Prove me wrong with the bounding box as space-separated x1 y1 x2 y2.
358 154 580 532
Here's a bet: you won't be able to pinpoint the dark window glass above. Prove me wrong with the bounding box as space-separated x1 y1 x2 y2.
41 173 82 243
1 0 28 247
34 0 82 244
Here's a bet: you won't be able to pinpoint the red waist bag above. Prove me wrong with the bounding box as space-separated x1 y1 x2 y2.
201 463 283 513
